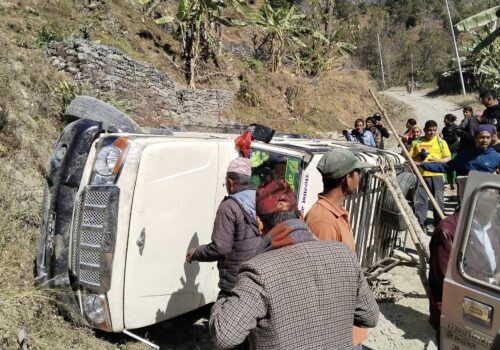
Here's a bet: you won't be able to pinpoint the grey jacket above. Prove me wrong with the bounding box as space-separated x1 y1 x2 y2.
194 187 261 293
210 240 379 349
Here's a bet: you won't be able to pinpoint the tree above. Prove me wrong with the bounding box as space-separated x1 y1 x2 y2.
234 0 328 72
455 5 500 91
153 0 242 88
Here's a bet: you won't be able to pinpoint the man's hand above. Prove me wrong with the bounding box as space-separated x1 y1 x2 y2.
414 161 422 166
186 248 197 263
493 272 500 286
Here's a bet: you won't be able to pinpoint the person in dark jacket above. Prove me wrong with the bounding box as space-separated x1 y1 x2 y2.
428 210 459 347
441 114 459 189
429 185 500 349
366 116 382 149
480 89 500 128
418 125 500 176
493 124 500 152
186 157 261 298
456 106 475 152
373 112 390 149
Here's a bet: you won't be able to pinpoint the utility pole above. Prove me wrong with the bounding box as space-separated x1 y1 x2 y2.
377 32 386 90
445 0 466 95
411 52 415 91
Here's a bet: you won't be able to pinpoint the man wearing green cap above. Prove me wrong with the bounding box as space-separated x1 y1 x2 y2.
305 148 371 349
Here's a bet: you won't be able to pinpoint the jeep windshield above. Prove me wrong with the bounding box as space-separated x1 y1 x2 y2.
249 148 304 196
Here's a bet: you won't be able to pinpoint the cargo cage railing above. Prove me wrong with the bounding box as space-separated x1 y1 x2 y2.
347 164 413 280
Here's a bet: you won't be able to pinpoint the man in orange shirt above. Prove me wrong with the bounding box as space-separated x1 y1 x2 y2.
305 148 371 350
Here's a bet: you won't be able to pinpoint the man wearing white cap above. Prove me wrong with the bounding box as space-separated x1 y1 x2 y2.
186 157 261 298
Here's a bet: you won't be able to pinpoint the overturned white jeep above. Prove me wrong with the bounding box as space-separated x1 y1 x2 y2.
35 97 415 336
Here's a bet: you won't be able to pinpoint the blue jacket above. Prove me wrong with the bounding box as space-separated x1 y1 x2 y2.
421 146 500 176
349 129 376 147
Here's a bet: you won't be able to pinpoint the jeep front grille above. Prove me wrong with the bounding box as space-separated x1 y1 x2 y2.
84 191 110 207
71 186 119 293
81 230 103 247
79 270 101 286
80 250 100 267
72 195 83 273
82 211 105 227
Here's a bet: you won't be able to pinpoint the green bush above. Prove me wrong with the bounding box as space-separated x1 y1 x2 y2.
244 57 263 71
53 80 82 112
37 23 63 47
238 79 261 107
268 0 293 10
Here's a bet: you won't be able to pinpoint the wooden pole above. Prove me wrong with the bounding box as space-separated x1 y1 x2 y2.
445 0 467 95
377 33 386 90
374 171 430 298
410 52 415 91
369 89 445 220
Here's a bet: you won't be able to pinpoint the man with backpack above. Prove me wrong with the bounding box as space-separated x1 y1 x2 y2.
409 120 451 230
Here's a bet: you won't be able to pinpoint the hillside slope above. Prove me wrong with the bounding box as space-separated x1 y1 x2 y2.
0 0 406 348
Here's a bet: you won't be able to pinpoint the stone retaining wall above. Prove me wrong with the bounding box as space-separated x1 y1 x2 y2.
46 39 234 126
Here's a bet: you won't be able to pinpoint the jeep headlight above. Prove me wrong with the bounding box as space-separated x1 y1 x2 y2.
83 294 105 324
91 137 129 185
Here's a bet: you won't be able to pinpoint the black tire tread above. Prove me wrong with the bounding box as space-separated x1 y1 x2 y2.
64 96 143 133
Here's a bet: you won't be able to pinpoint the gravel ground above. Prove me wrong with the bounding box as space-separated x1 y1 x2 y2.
364 265 436 350
382 88 463 130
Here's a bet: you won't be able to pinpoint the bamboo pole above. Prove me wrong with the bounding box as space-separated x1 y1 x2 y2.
374 170 430 298
369 89 445 221
386 160 431 259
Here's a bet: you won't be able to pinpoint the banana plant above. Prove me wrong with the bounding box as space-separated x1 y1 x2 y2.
233 0 328 72
138 0 162 17
153 0 244 88
455 6 500 31
455 5 500 91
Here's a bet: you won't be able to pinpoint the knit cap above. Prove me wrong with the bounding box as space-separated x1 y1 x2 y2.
475 124 495 136
256 178 298 216
227 157 252 176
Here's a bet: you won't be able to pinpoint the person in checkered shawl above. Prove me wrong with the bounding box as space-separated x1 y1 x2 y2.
209 178 379 350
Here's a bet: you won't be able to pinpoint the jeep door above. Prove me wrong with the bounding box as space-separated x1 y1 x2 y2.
123 139 223 329
441 171 500 350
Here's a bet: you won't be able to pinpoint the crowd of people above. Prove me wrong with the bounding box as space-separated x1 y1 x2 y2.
183 89 499 350
187 151 379 350
409 89 500 348
343 113 390 149
342 89 500 231
409 89 500 231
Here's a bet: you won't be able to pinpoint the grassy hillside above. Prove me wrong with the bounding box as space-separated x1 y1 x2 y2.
0 0 407 348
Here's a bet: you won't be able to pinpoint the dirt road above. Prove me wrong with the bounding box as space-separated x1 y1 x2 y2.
383 89 463 130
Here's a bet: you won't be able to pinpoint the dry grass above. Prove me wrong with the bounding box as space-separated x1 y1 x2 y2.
441 93 484 115
0 2 134 348
0 169 128 349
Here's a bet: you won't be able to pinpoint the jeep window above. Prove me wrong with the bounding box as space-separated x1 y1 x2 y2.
249 149 303 195
460 187 500 289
